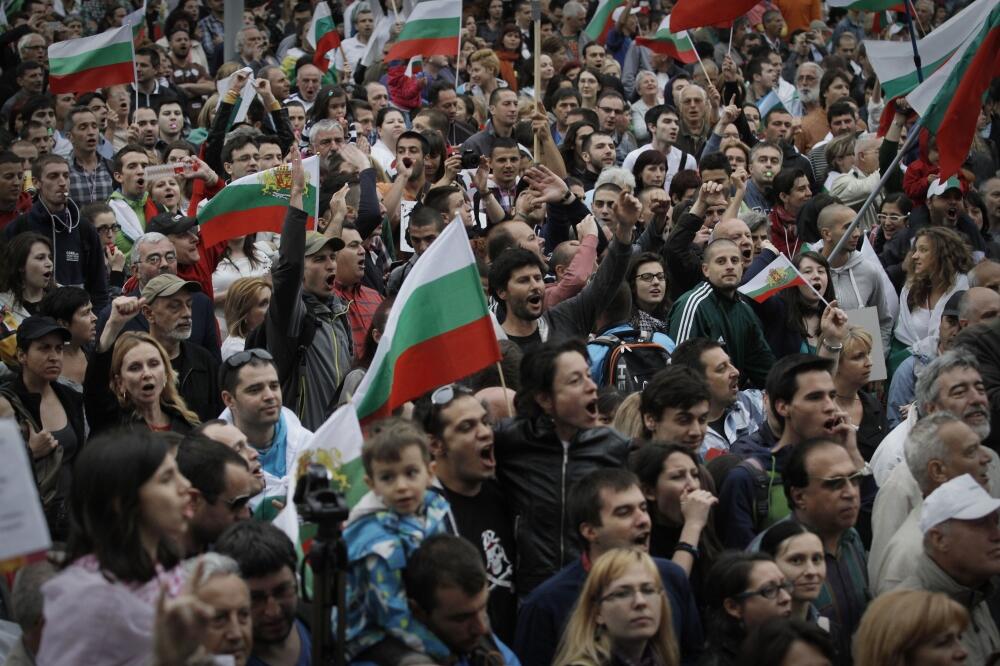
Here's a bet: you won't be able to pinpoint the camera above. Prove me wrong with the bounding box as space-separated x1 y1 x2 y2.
294 463 350 525
460 149 481 170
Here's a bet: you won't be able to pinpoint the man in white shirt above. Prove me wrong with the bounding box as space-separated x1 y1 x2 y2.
622 105 697 190
335 2 375 76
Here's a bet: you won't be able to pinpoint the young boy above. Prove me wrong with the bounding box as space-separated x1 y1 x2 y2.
343 418 453 663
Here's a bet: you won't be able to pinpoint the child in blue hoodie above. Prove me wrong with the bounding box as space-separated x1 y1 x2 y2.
343 418 452 662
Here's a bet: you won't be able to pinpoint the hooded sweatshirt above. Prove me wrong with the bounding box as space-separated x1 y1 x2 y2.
828 249 894 349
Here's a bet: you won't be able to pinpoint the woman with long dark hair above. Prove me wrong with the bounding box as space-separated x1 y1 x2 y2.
338 297 394 406
212 233 272 333
0 233 54 369
632 150 668 190
36 431 192 664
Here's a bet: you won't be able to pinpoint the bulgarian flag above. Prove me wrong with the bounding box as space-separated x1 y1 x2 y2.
307 1 341 72
669 0 757 32
385 0 461 62
866 0 998 101
738 254 807 303
828 0 907 9
906 0 1000 179
197 156 321 247
123 3 147 42
584 0 624 44
48 25 135 95
352 219 502 424
635 16 697 63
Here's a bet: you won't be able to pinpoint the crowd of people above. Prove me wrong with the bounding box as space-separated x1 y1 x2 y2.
1 0 1000 664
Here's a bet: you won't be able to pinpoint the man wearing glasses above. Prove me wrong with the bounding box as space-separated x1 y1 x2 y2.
594 90 636 166
753 437 870 661
176 435 257 557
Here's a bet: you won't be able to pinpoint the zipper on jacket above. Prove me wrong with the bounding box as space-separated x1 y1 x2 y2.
559 442 569 564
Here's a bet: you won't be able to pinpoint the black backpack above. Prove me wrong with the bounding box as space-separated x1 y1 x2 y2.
707 454 771 531
589 329 671 393
243 314 318 419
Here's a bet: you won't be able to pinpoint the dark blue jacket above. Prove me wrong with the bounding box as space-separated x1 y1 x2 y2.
513 556 703 666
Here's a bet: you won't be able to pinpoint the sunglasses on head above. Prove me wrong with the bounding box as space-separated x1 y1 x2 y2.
218 348 274 384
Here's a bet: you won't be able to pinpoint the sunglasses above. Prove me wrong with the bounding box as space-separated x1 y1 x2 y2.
226 493 253 512
218 348 274 384
815 471 867 491
431 383 473 407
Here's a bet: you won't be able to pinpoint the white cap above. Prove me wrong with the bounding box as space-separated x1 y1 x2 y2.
927 175 962 199
920 474 1000 534
611 6 641 22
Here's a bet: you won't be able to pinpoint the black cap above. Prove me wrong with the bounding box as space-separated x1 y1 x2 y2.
147 212 199 237
942 290 966 318
16 316 71 349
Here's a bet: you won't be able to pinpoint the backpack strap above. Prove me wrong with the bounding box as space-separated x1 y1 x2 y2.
737 457 771 532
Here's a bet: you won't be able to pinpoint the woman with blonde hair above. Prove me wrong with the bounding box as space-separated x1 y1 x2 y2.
553 548 678 666
834 326 887 461
467 49 504 101
85 331 200 435
854 589 969 666
611 392 644 439
221 277 272 360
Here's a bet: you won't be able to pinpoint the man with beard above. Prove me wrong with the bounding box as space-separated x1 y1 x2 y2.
667 239 775 388
578 131 616 191
66 107 114 207
217 352 312 516
744 141 783 214
514 469 703 666
215 522 313 666
463 88 519 158
754 438 871 660
419 385 517 644
672 338 765 457
489 187 635 351
3 155 110 309
622 105 698 190
132 107 161 161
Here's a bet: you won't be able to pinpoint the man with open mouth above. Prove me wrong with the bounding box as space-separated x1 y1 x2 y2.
514 468 703 666
422 384 517 645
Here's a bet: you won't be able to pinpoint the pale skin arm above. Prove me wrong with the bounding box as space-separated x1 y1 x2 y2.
98 296 144 353
724 167 748 219
383 159 412 227
532 101 567 178
671 490 718 577
473 158 507 224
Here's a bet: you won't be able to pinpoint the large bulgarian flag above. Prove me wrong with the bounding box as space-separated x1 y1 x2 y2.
48 25 135 95
738 254 807 303
866 0 998 101
906 0 1000 180
635 15 696 63
583 0 624 44
385 0 461 62
196 156 320 246
669 0 757 32
307 1 341 72
352 219 501 423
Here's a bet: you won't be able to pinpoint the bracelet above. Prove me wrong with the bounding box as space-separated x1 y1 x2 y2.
822 338 844 352
674 541 699 559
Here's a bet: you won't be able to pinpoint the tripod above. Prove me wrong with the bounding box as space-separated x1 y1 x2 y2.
295 464 351 666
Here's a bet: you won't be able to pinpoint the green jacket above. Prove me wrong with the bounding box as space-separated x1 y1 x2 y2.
667 281 775 389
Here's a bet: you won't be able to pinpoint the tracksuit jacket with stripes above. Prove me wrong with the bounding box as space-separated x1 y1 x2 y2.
667 281 776 389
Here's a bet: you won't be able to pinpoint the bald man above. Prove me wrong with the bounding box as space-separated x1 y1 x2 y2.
712 218 754 268
959 287 1000 330
971 260 1000 293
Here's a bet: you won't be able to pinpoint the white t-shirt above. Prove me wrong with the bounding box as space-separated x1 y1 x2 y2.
621 144 698 190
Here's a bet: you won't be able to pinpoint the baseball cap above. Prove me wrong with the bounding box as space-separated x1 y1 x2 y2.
304 231 345 256
942 290 966 318
927 175 963 199
16 316 71 349
141 274 202 303
147 212 199 237
920 473 1000 534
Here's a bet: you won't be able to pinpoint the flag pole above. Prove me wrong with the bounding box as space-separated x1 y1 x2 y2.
496 361 514 418
691 40 713 89
532 0 542 162
727 25 733 57
902 0 925 83
791 263 832 308
906 0 927 37
828 118 923 263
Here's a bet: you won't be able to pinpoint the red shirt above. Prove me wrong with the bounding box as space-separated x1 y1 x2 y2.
334 280 384 360
0 191 33 231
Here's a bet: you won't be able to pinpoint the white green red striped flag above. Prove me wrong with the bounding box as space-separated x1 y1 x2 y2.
584 0 624 44
906 0 1000 179
123 3 146 41
827 0 905 9
385 0 461 62
48 25 135 94
738 254 808 303
865 0 998 101
635 15 697 63
307 1 341 72
352 219 501 423
196 156 320 246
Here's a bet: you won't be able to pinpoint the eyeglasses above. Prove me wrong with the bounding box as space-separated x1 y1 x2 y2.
97 223 122 233
876 213 908 223
636 272 666 283
599 583 663 604
598 106 624 115
735 580 794 601
814 470 867 491
224 348 274 369
142 251 177 265
226 493 253 512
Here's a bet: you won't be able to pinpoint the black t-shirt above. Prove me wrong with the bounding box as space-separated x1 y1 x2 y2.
506 328 542 354
439 480 518 644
